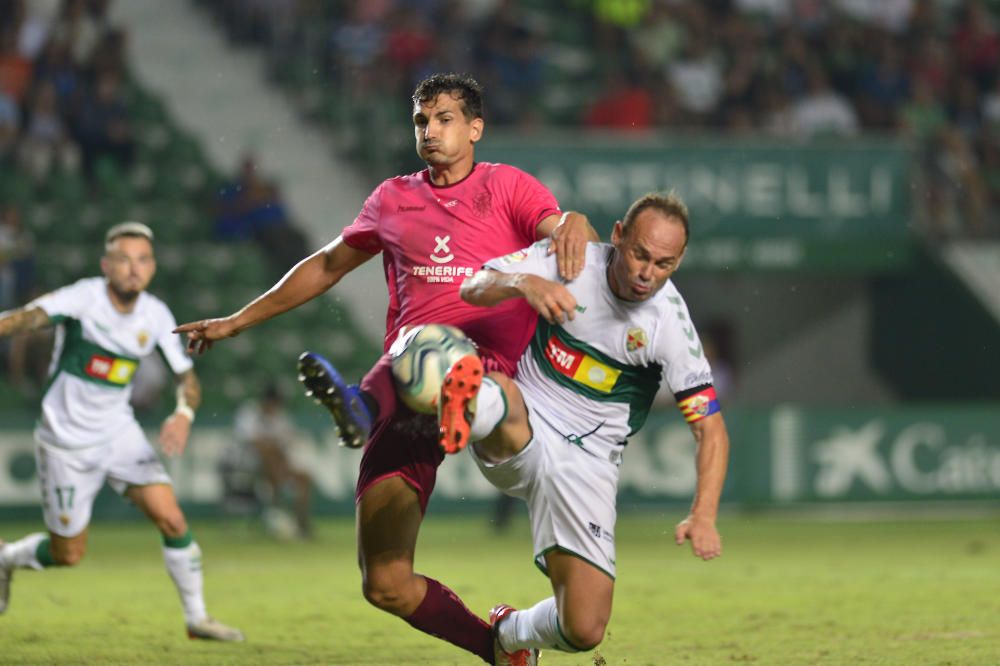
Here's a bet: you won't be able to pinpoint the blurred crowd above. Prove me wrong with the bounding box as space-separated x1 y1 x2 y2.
0 0 135 308
204 0 1000 237
0 0 134 184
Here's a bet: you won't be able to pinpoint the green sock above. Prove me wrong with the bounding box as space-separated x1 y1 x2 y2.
162 531 194 549
35 537 55 567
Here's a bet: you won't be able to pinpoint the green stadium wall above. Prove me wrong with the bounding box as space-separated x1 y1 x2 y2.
0 405 997 522
871 247 1000 400
479 134 915 272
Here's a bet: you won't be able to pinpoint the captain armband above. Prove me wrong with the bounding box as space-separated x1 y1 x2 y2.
675 385 720 424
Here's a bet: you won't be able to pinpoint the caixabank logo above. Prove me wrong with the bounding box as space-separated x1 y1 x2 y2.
769 409 1000 501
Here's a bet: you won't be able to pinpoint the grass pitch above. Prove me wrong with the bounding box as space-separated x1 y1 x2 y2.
1 513 998 665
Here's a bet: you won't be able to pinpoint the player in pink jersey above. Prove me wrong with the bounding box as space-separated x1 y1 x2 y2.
176 73 596 665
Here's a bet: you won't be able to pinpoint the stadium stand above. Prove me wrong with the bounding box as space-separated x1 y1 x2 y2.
198 0 1000 238
0 0 380 415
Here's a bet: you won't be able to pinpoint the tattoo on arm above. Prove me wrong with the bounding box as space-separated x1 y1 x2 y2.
177 370 202 412
0 307 51 337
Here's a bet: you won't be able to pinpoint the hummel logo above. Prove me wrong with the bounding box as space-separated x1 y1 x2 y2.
397 205 426 212
443 200 458 208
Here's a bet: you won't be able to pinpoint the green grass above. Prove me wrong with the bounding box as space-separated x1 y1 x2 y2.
2 514 999 665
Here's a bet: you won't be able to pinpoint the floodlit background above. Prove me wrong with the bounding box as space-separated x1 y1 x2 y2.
0 1 998 663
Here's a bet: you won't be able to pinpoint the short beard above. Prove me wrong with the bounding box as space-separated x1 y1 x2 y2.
108 283 141 306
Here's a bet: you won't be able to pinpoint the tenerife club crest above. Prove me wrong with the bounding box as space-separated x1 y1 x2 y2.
626 327 647 352
472 191 492 218
138 330 150 347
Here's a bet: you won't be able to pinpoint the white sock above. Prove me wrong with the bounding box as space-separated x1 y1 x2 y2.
497 597 581 653
470 377 507 441
0 532 48 570
162 540 207 625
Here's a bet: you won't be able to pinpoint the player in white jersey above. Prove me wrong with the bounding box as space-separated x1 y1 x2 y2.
0 222 244 642
438 192 730 662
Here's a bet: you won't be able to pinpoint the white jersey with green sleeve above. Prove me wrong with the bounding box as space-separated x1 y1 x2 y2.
30 277 193 449
484 241 719 464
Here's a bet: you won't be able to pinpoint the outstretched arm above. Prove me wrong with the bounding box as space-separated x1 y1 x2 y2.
536 211 599 281
159 369 201 457
460 270 579 324
674 412 730 561
0 306 50 337
174 237 374 354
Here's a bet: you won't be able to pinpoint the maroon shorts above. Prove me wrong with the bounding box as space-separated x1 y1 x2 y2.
355 352 504 514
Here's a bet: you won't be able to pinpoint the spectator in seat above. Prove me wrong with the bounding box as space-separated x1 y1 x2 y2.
74 67 134 173
214 153 310 280
19 80 81 180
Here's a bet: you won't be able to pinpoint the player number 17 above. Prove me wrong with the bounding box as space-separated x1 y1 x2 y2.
54 485 75 510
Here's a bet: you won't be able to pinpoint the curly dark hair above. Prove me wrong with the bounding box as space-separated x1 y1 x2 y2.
412 73 484 120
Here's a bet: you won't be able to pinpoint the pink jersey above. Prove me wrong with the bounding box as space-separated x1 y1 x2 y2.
342 162 560 376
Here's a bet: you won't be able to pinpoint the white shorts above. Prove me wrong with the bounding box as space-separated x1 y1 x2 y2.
469 405 619 579
35 420 172 537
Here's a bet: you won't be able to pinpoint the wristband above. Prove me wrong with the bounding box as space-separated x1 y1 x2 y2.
174 404 195 422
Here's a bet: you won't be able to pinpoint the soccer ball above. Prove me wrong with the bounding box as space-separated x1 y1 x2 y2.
390 324 477 414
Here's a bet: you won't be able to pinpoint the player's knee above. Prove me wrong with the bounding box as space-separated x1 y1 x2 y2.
360 566 415 616
51 542 86 566
155 512 188 538
360 577 404 615
561 615 607 652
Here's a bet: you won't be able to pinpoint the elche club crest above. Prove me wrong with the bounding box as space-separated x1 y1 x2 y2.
472 191 492 218
626 327 647 352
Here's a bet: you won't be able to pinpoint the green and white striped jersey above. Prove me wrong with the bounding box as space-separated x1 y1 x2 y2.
485 241 715 463
30 277 192 449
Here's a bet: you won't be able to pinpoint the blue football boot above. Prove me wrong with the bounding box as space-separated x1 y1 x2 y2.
297 352 372 449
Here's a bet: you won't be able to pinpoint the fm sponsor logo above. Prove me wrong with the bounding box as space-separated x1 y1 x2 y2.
544 336 620 393
547 339 577 371
85 355 137 384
